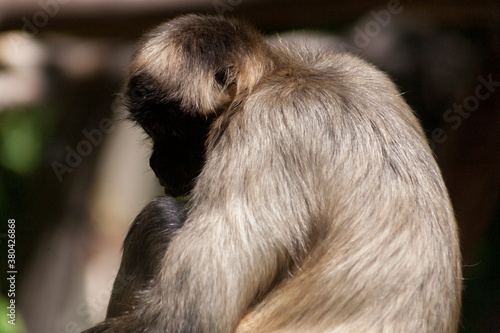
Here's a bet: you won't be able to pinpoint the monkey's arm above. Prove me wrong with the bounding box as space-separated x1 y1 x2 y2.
121 98 317 333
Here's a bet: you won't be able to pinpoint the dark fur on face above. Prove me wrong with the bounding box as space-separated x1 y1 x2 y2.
126 75 214 196
84 14 462 333
124 15 268 195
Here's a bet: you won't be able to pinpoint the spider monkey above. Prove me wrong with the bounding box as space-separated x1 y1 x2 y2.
85 14 462 333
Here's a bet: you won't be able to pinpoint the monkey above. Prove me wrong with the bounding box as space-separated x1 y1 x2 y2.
84 14 462 333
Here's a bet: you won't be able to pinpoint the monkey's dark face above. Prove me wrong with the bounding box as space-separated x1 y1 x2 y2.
121 15 269 197
126 75 214 196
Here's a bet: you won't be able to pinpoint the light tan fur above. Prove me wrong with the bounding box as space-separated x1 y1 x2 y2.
84 14 461 333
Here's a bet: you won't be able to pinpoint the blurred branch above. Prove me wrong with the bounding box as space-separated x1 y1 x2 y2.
0 0 498 38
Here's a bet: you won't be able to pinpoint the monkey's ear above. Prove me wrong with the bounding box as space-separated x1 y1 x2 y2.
214 66 236 88
128 15 271 116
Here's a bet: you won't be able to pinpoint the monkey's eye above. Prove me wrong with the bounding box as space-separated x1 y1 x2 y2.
128 74 156 102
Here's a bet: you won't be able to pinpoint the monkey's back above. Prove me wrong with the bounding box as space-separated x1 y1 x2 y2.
232 47 462 333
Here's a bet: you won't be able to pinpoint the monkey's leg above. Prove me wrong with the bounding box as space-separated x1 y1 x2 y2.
106 195 186 318
83 196 186 333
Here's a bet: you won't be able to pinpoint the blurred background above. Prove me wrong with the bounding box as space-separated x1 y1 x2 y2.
0 0 498 332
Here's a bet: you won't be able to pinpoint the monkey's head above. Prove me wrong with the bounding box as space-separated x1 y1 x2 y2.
125 14 271 196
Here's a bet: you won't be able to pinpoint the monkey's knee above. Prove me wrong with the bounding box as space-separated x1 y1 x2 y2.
121 196 185 275
106 196 186 318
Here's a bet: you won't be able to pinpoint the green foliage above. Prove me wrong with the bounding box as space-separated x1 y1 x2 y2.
0 105 55 174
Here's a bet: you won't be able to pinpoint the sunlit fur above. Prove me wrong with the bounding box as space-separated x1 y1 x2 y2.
84 14 461 333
